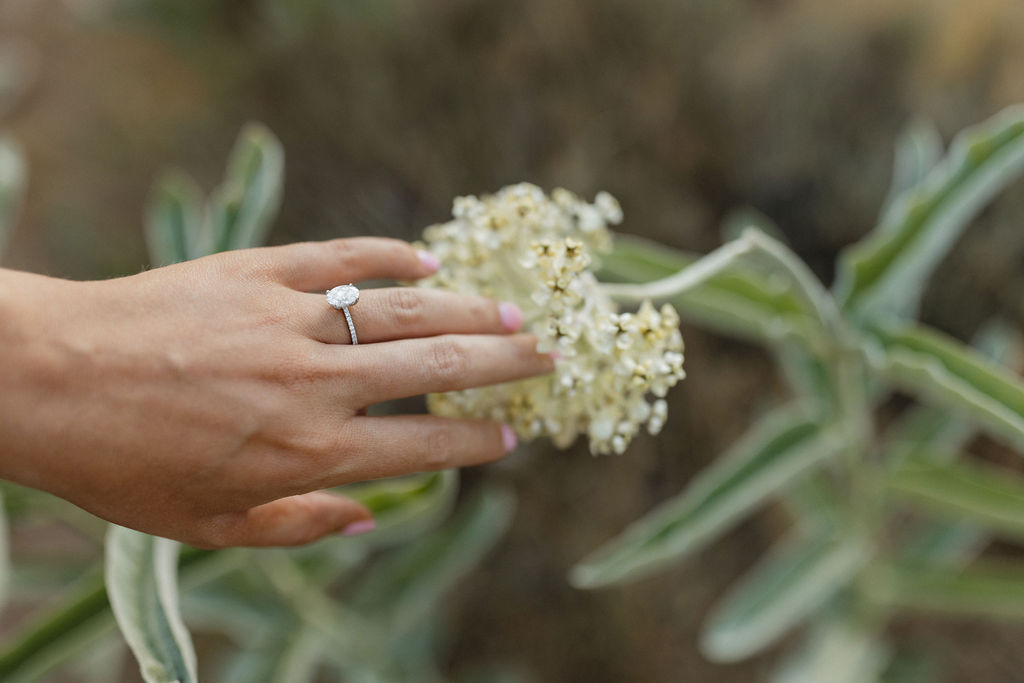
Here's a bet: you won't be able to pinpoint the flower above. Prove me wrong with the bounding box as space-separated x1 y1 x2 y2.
418 183 685 455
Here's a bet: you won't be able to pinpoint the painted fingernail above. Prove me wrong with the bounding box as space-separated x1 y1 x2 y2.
341 519 376 537
501 424 518 452
417 249 441 273
499 302 523 331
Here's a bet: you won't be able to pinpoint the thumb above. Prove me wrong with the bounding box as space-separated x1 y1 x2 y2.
203 491 375 548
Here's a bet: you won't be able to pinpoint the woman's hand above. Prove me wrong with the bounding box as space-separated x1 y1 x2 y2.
0 238 552 548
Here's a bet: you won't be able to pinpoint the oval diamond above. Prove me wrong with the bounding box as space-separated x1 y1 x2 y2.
326 284 360 309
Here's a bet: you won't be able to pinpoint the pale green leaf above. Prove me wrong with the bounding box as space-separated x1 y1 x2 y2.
836 105 1024 321
601 235 822 347
879 120 943 224
0 136 26 257
144 170 203 265
872 561 1024 619
222 626 324 683
887 459 1024 539
770 614 888 683
873 323 1024 452
343 470 459 544
571 405 844 589
701 530 869 662
350 489 515 628
105 526 197 683
207 122 284 253
0 489 8 612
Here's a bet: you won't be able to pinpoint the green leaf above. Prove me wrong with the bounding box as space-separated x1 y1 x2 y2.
0 136 26 257
887 458 1024 540
207 122 284 253
105 526 197 683
872 561 1024 619
879 120 943 225
222 626 324 683
144 170 203 266
0 548 215 682
571 405 844 589
873 323 1024 452
344 470 459 544
0 489 8 613
701 529 869 662
350 489 515 629
836 105 1024 321
601 234 822 347
770 614 888 683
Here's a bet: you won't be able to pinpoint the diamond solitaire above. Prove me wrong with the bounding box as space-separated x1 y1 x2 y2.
326 284 360 344
326 284 360 309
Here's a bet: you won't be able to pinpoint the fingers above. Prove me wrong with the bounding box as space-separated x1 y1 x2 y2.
336 333 554 406
306 416 517 488
257 238 440 292
200 491 374 548
299 287 523 344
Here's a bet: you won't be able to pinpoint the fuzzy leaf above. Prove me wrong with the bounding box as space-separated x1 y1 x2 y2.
874 562 1024 619
874 323 1024 452
0 136 26 257
602 235 822 347
350 489 515 629
887 459 1024 540
701 530 869 662
105 527 196 683
344 470 459 544
770 614 888 683
0 489 7 613
571 406 843 589
879 120 943 224
144 170 203 266
207 123 284 253
222 626 323 683
836 105 1024 321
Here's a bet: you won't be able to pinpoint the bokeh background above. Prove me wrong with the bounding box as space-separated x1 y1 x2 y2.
3 1 1024 681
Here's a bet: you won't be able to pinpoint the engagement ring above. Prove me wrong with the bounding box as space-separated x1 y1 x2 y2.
326 284 360 344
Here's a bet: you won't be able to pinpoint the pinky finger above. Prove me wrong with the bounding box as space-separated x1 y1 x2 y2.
201 491 374 548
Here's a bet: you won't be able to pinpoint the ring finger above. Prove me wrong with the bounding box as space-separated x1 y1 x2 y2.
297 287 524 345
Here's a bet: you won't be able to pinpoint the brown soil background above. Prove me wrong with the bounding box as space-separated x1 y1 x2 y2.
4 1 1024 681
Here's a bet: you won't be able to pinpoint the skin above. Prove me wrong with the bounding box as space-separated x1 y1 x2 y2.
0 237 553 548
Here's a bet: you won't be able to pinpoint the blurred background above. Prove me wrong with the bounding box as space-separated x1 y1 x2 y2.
3 0 1024 681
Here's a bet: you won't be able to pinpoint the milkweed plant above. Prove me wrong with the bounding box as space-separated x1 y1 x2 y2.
1 96 1024 683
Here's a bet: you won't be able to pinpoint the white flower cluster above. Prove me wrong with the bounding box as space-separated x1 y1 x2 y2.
418 183 685 455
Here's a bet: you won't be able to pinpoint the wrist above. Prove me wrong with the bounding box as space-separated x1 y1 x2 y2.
0 269 76 490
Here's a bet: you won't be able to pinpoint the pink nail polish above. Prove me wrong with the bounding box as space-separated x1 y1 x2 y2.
499 302 523 332
417 249 441 273
341 519 376 537
501 424 518 452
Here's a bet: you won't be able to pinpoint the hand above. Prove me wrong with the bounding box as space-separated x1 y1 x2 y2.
0 238 552 548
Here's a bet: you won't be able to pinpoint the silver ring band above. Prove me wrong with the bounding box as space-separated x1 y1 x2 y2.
326 284 361 345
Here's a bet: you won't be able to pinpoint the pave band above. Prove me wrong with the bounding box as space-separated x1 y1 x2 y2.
326 284 361 345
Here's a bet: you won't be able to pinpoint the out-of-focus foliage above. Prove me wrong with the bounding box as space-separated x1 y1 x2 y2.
574 106 1024 681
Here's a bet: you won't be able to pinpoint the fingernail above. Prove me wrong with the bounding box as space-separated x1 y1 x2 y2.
417 249 441 273
341 519 376 537
499 302 523 331
549 351 562 361
501 424 518 452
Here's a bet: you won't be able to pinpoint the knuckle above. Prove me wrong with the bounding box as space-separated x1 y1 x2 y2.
430 337 469 385
424 428 455 469
387 288 425 325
